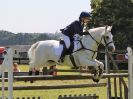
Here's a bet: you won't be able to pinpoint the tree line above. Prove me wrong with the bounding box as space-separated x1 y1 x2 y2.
90 0 133 50
0 30 61 46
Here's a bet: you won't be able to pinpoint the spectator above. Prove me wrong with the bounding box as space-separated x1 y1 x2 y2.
13 63 20 72
125 52 128 60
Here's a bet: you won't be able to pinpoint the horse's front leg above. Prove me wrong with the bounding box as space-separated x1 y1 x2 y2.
79 57 99 68
79 57 104 82
94 59 104 79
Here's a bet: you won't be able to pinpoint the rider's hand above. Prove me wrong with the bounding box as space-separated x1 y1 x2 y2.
73 34 81 40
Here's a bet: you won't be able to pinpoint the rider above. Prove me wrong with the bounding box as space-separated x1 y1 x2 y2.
60 11 91 59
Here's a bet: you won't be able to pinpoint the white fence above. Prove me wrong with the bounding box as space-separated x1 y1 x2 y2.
127 47 133 99
0 47 13 99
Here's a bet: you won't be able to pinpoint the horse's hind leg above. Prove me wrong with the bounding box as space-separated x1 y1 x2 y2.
29 69 40 75
24 69 32 83
28 67 37 83
29 70 33 75
35 68 40 75
28 67 34 76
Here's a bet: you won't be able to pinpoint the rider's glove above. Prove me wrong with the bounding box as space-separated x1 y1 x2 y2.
73 34 82 40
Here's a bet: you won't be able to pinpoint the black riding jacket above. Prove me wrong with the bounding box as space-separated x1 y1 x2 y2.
61 20 88 41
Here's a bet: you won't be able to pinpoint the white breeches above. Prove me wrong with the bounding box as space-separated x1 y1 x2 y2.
62 34 70 49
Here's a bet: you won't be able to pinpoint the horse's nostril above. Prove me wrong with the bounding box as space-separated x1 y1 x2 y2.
108 46 115 52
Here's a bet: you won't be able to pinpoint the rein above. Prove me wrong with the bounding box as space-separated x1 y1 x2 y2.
72 32 113 59
72 32 102 59
73 40 99 53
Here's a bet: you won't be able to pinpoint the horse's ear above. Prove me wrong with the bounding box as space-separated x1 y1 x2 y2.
104 25 108 34
105 26 112 31
107 26 112 31
105 25 108 30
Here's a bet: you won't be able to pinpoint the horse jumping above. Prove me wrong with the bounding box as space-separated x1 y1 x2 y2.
28 26 115 82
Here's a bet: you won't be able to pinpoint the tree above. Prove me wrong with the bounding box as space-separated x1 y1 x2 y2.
90 0 133 49
0 30 61 46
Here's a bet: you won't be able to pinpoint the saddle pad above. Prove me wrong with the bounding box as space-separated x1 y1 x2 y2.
54 42 63 58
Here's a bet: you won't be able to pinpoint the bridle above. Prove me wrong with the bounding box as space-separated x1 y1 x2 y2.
72 31 114 59
103 35 114 48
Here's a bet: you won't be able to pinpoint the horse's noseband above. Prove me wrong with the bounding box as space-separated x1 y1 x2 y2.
103 36 114 47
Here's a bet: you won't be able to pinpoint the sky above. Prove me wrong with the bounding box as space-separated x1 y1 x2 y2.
0 0 91 33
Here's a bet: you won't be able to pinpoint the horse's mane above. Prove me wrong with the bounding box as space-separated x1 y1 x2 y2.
88 27 105 34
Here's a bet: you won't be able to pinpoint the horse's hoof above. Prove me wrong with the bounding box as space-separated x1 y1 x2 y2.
92 78 99 83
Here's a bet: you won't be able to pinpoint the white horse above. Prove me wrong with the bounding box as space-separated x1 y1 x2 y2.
28 26 115 82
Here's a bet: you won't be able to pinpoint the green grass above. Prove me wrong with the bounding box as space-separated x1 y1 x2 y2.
0 65 127 99
12 87 107 99
19 64 29 71
1 81 107 99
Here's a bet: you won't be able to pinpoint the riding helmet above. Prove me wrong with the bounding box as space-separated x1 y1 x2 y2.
79 11 91 19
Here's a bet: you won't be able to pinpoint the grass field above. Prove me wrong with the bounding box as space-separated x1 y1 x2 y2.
0 65 127 99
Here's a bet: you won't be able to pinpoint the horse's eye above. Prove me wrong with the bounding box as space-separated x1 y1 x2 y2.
105 36 109 40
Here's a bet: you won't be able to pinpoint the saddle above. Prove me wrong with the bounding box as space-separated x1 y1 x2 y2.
59 39 74 62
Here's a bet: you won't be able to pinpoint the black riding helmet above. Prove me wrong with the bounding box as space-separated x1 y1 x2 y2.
79 11 91 20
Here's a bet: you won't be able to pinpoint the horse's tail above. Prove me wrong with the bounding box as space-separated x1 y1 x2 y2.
28 42 39 66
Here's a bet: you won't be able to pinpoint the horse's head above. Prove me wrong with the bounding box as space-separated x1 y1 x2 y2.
101 26 115 52
81 26 115 52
